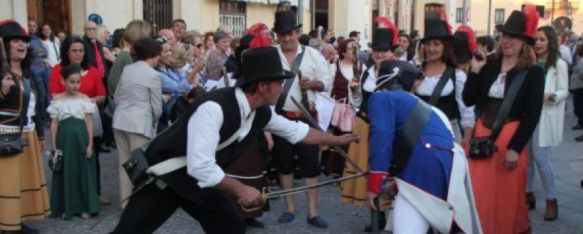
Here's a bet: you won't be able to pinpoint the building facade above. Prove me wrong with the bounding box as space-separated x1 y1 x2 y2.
1 0 312 37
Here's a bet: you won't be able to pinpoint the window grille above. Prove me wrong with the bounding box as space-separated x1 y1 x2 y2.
143 0 173 32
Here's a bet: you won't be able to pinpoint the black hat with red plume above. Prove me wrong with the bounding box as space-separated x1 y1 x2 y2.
453 25 477 63
496 4 538 45
421 8 452 43
368 17 399 51
0 20 30 43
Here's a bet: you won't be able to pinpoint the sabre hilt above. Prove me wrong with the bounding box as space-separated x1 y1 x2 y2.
239 187 268 213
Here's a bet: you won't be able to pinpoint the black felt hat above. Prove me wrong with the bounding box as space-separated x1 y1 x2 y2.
376 60 420 91
273 10 302 34
452 25 477 64
0 20 30 42
368 28 395 51
496 6 539 45
236 47 294 86
421 18 452 43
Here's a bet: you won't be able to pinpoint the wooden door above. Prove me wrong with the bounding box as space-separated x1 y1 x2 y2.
42 0 72 35
27 0 72 35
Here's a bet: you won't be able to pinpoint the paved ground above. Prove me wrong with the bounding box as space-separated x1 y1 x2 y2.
29 105 583 233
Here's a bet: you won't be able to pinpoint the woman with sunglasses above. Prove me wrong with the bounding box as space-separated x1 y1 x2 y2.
323 38 362 177
182 31 207 87
155 36 192 132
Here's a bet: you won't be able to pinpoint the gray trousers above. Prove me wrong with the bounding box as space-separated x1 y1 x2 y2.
526 126 558 199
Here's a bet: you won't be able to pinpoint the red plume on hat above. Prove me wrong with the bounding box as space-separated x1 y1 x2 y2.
456 25 476 53
249 34 272 48
375 16 399 47
0 19 30 42
245 23 272 48
522 4 539 38
437 8 452 35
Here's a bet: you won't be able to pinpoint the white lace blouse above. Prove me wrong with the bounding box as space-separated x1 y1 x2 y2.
47 98 97 121
488 73 506 98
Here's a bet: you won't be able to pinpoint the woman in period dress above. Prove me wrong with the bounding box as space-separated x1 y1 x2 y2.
324 38 362 177
0 20 50 234
463 5 544 233
48 64 100 220
415 13 475 145
339 17 399 232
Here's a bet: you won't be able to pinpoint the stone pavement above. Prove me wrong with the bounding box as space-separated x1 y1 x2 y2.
30 109 583 233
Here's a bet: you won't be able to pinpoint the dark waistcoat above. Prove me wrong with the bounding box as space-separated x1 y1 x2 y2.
145 88 272 203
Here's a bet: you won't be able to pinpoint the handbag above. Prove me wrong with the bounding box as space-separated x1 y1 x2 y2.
0 79 31 157
469 70 528 159
330 98 356 132
48 149 63 172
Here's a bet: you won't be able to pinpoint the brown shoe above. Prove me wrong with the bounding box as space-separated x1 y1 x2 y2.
526 192 535 210
99 195 111 205
544 199 558 221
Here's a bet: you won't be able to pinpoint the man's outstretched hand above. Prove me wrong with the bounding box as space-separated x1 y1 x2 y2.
334 134 360 145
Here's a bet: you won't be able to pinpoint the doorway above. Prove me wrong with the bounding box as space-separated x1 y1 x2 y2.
27 0 72 35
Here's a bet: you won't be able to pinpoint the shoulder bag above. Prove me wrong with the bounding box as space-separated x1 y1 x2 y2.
469 70 528 159
0 78 31 157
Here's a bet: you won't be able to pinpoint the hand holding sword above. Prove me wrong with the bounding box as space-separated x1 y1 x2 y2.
238 96 365 211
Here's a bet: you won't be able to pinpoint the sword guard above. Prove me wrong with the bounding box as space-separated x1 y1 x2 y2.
240 187 268 213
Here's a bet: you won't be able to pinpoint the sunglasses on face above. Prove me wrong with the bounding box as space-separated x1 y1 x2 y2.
196 44 203 49
155 36 168 44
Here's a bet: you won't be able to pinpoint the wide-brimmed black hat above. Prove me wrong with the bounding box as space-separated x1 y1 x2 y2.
421 18 452 43
236 47 294 86
496 6 538 45
368 28 395 51
0 20 30 42
273 10 302 34
376 60 420 91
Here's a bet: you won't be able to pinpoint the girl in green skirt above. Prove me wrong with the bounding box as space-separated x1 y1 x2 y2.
47 64 100 220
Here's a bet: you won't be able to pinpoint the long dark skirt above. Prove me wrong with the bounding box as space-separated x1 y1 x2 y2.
50 117 100 220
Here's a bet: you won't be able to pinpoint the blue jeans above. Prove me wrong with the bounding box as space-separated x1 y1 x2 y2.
527 126 558 199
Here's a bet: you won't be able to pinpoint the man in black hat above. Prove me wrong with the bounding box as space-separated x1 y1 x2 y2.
271 10 333 228
111 46 358 234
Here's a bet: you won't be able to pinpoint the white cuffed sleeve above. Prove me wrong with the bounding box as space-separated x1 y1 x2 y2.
186 101 226 188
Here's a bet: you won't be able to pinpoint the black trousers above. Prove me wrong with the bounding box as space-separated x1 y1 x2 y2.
112 184 246 234
272 131 320 178
573 89 583 126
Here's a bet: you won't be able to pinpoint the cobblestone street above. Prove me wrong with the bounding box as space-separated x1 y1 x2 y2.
31 110 583 234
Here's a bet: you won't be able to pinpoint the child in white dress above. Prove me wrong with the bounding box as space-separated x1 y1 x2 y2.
47 64 100 220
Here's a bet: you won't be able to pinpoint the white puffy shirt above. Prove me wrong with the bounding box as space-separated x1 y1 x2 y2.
415 69 475 129
186 88 310 188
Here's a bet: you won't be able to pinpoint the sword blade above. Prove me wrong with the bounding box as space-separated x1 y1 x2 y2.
265 172 367 199
290 96 364 173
